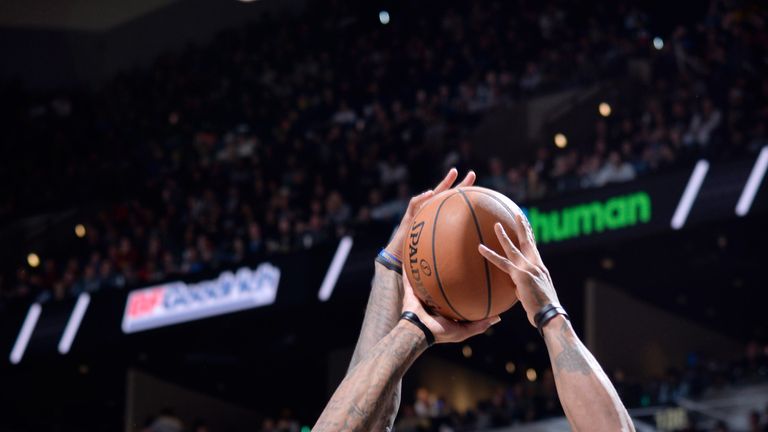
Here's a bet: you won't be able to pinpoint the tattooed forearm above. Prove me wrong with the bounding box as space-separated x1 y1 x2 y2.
348 262 404 370
314 322 427 432
542 316 635 432
345 262 404 430
552 320 591 376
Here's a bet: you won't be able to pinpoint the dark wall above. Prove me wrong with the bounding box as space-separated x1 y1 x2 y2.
0 0 305 89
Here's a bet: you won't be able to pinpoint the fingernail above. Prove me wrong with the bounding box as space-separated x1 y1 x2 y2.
491 316 501 325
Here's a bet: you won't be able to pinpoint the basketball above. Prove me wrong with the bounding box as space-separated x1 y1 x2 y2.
402 186 525 321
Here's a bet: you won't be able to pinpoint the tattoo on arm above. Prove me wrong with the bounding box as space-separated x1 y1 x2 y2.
553 320 592 376
348 264 403 370
345 263 404 429
314 324 426 432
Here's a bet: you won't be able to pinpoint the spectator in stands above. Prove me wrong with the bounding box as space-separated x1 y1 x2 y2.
714 420 731 432
683 98 723 150
2 0 767 307
591 151 637 187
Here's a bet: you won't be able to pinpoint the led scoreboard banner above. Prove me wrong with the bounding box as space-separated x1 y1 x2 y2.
2 149 767 365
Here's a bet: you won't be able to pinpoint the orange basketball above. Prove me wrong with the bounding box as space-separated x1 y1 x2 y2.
402 186 524 321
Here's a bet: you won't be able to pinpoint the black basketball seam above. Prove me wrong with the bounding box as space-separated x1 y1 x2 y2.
431 191 469 321
457 188 493 320
470 189 519 219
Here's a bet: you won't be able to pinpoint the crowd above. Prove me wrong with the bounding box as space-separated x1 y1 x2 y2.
392 340 768 431
1 0 767 305
138 338 768 432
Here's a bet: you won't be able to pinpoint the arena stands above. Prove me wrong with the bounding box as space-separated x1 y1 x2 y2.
2 0 766 308
1 0 767 431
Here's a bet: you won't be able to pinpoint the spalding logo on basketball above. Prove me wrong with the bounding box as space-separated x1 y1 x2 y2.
403 186 524 321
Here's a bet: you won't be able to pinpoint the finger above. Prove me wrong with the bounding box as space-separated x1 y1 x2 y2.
494 223 532 268
456 170 476 187
514 214 543 264
406 189 435 216
478 244 526 275
433 168 459 194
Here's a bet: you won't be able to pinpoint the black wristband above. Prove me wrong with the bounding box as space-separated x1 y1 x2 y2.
375 254 403 274
533 304 569 337
400 311 435 346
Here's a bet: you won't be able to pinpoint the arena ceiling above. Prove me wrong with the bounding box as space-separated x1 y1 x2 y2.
0 0 180 31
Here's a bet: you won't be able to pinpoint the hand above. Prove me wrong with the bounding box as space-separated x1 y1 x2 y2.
478 215 560 327
385 168 476 261
401 272 500 344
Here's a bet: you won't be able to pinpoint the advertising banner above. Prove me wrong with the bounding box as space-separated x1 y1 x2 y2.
121 263 281 333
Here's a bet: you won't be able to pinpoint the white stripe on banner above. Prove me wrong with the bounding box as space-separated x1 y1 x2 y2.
671 160 709 230
318 236 354 302
58 293 91 355
10 303 42 365
736 146 768 217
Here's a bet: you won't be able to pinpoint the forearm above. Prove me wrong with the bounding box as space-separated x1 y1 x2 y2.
348 262 404 369
543 316 634 432
346 262 404 429
315 322 427 432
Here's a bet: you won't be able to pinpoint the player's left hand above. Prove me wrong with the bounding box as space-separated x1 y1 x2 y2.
401 273 500 344
384 168 475 261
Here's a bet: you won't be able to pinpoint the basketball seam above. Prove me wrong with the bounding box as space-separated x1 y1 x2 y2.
457 188 493 320
431 191 469 321
470 189 518 219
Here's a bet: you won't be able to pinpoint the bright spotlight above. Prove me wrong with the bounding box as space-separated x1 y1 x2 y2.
505 362 516 374
599 102 612 117
653 37 664 50
554 133 568 149
379 11 390 25
27 253 40 268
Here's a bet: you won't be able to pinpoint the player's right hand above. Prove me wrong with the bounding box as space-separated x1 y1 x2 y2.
478 215 560 328
402 272 500 344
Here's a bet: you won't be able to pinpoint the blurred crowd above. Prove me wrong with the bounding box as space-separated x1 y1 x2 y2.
1 0 767 304
393 340 768 431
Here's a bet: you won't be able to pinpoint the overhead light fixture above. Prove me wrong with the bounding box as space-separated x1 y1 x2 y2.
379 11 390 25
554 133 568 149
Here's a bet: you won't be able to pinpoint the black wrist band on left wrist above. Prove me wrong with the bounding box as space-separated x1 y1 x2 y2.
400 311 435 346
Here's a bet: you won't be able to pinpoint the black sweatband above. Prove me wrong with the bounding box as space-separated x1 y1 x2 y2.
400 311 435 346
534 304 569 337
375 253 402 274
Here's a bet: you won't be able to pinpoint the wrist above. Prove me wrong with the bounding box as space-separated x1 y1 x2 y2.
383 243 403 262
376 248 403 274
399 312 435 347
541 314 569 339
534 304 569 337
396 320 430 351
